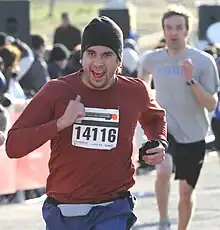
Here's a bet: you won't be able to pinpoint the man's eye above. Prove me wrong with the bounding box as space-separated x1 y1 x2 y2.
104 53 112 57
88 52 95 56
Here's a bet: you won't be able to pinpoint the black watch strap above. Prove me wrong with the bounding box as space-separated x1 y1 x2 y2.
186 78 197 86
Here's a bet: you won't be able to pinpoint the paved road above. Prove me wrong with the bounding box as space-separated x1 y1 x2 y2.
0 153 219 230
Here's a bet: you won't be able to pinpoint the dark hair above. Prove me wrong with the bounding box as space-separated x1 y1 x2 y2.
162 4 193 31
124 38 139 53
0 46 20 72
61 12 69 20
49 43 70 62
0 32 7 47
0 47 16 71
155 38 166 49
31 34 45 50
0 56 4 71
204 45 217 58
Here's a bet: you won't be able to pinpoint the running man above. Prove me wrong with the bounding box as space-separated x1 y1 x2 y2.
138 4 219 230
6 16 167 230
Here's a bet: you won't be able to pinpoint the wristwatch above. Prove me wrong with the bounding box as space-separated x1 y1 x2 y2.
186 78 197 86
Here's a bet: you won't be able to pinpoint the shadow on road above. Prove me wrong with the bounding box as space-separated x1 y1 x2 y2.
133 218 177 229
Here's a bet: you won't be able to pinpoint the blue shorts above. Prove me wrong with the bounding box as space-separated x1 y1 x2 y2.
42 193 137 230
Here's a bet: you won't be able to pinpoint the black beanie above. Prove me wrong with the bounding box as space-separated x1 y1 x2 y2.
81 16 123 61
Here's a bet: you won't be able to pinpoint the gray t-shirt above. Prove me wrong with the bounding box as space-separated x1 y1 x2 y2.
139 46 219 143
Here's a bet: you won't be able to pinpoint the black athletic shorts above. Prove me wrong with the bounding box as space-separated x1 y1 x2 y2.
167 133 206 188
211 117 220 150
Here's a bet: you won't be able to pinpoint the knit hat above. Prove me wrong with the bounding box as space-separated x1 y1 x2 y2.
81 16 123 61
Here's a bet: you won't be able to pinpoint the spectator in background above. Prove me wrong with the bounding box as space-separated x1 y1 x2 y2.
48 43 70 79
122 38 139 78
211 91 220 163
0 57 6 96
0 57 4 72
0 46 25 99
53 12 81 51
65 45 82 74
205 46 220 163
155 38 166 49
0 32 7 48
203 44 217 60
9 37 34 82
216 56 220 76
128 30 138 41
0 70 8 146
0 46 20 90
19 34 49 96
0 35 35 82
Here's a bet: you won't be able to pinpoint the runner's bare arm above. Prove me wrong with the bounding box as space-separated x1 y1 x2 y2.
6 81 59 158
180 58 219 111
189 84 217 111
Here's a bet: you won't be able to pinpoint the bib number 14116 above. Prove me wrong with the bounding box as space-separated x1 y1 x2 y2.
72 107 119 150
74 126 117 143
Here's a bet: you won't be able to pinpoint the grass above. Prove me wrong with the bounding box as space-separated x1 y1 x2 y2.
30 0 197 35
29 0 201 48
30 1 101 39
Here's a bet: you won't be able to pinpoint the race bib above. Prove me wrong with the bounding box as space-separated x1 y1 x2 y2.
72 107 119 150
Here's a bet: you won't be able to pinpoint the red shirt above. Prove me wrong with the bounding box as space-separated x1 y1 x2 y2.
6 71 167 203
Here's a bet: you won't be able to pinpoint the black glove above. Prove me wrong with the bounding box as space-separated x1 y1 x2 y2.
139 139 168 161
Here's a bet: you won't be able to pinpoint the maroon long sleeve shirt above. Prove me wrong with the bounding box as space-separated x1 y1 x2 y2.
6 71 167 203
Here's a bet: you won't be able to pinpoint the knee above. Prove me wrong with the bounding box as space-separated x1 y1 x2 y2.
179 181 194 202
156 156 173 184
156 169 172 184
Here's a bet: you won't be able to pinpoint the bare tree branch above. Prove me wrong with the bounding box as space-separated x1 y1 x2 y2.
48 0 55 17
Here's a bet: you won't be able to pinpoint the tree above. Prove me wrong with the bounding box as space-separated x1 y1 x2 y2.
48 0 55 17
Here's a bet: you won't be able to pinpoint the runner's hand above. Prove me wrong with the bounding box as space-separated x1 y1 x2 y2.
142 143 166 165
57 95 85 132
179 59 193 81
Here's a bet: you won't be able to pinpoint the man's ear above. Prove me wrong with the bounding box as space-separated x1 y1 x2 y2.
185 30 190 39
117 57 122 67
118 59 123 73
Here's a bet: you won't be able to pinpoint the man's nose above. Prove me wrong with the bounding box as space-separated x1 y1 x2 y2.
170 29 178 36
93 56 104 66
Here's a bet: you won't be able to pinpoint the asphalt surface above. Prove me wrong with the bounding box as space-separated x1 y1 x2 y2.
0 152 219 230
